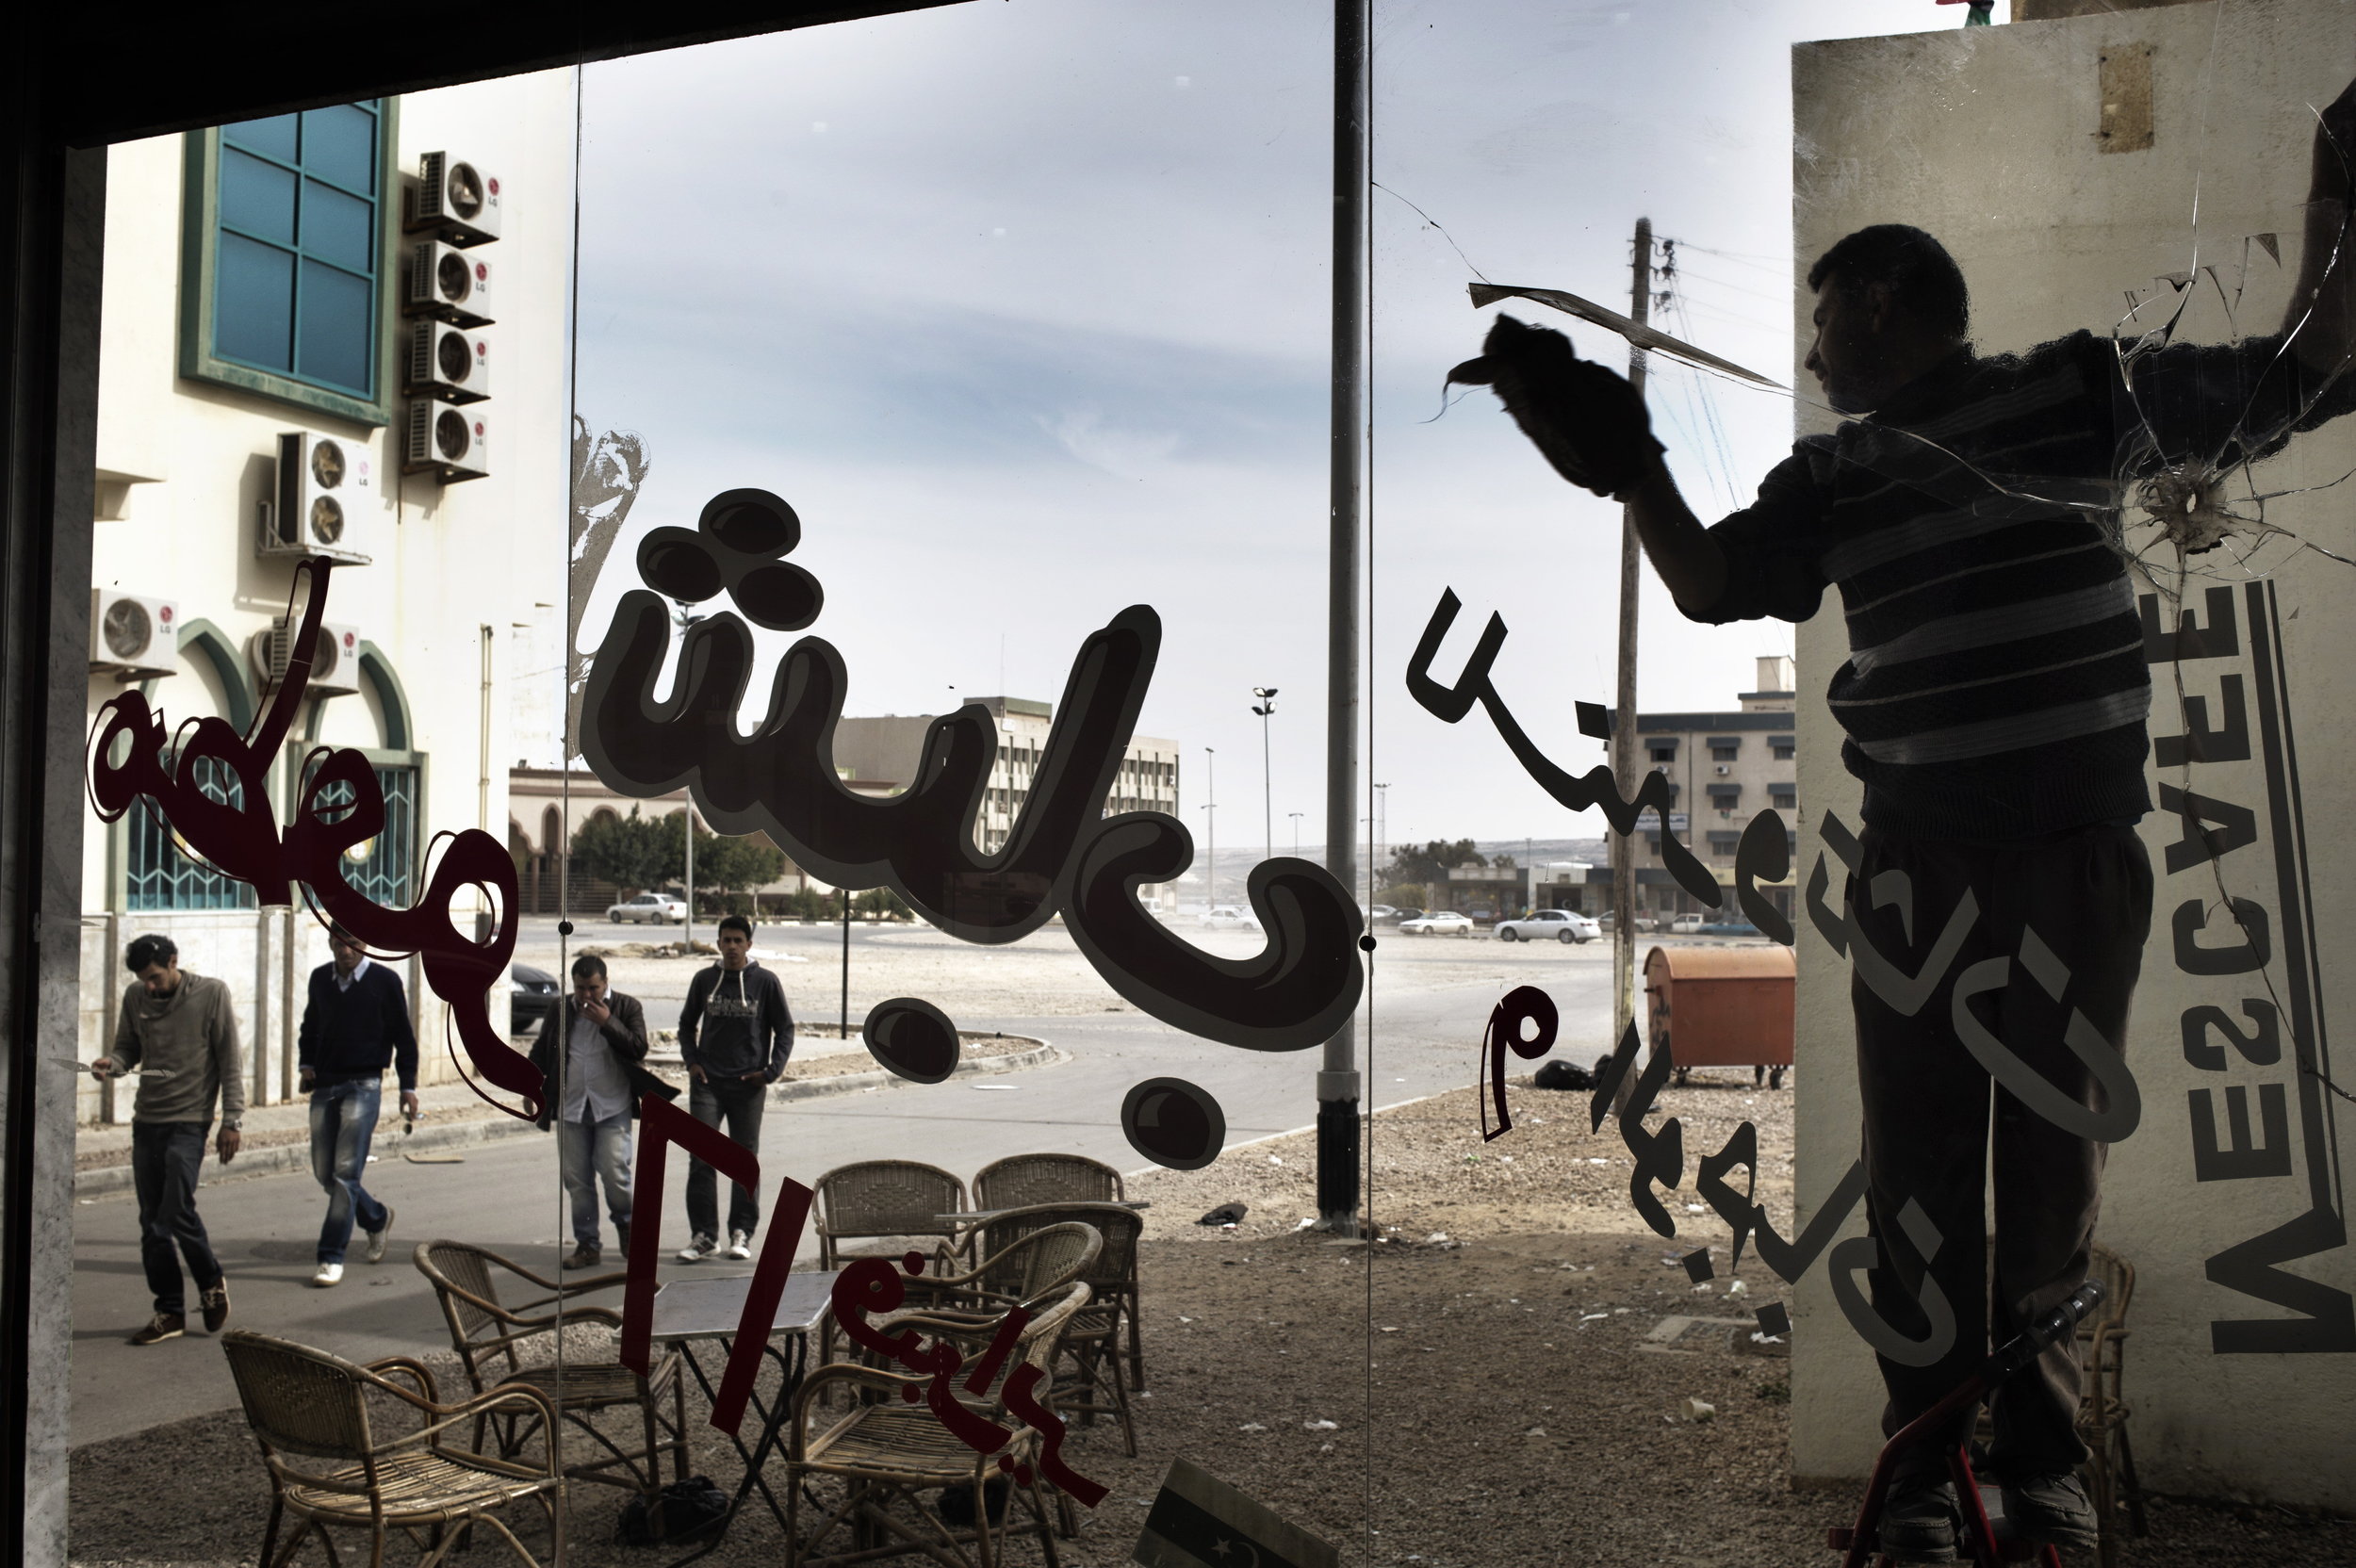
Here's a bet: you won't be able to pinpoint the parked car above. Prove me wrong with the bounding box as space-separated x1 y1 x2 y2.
1200 905 1263 930
1369 904 1399 924
1599 912 1661 935
1464 906 1498 923
509 963 561 1035
1389 906 1425 925
1496 909 1600 944
1696 920 1762 937
1668 913 1706 935
608 891 687 924
1399 910 1475 937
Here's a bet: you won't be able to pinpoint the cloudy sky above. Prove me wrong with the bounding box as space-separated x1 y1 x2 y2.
569 0 1994 856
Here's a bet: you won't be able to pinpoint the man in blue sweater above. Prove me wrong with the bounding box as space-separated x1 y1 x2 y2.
297 926 417 1287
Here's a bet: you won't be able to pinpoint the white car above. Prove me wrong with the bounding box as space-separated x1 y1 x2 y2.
1496 909 1599 944
1668 913 1706 935
608 891 688 924
1199 905 1263 930
1399 910 1475 937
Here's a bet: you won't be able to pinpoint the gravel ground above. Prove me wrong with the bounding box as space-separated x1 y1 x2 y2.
67 1073 2356 1566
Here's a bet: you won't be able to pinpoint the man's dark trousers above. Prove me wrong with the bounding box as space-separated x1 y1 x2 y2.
132 1120 224 1316
686 1077 767 1239
1850 822 2151 1475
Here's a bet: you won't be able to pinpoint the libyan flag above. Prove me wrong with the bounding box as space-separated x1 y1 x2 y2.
1132 1458 1339 1568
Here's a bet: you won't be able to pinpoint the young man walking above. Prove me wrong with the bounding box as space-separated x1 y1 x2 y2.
675 913 794 1262
530 953 675 1269
297 926 417 1287
90 934 244 1344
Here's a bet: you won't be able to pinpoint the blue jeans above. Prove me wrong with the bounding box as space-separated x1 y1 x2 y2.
132 1120 221 1316
686 1077 767 1241
309 1079 388 1265
560 1111 634 1249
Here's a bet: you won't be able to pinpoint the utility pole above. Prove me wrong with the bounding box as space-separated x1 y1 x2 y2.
1317 0 1368 1234
1612 217 1652 1103
1252 688 1278 863
1202 746 1218 906
1288 810 1304 857
682 804 695 951
1373 782 1388 885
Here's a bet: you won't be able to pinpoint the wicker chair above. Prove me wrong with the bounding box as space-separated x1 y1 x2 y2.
1975 1239 2147 1568
907 1220 1104 1320
814 1161 972 1371
951 1204 1138 1460
970 1153 1123 1211
413 1240 686 1499
2077 1241 2148 1566
783 1283 1091 1568
221 1330 564 1568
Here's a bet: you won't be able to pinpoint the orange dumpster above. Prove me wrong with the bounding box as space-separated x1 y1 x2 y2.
1643 943 1794 1087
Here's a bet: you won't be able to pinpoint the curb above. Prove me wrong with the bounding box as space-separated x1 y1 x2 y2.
73 1033 1059 1200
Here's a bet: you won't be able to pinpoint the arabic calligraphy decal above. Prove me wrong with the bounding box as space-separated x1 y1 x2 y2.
578 485 1366 1163
85 558 538 1118
832 1252 1106 1507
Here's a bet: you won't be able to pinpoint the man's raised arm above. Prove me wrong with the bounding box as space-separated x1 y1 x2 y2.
2287 76 2356 375
1618 459 1727 620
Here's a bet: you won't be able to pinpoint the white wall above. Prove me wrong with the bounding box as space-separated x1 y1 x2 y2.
1789 0 2356 1506
80 70 578 1110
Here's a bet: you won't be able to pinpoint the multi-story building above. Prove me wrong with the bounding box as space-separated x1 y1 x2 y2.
831 696 1181 906
74 76 575 1115
1624 655 1799 923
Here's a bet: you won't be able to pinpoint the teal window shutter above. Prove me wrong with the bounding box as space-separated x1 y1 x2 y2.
211 103 383 398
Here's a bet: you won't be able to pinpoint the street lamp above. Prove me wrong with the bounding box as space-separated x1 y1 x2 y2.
1251 687 1278 864
1287 810 1304 857
1373 781 1389 885
1201 745 1217 906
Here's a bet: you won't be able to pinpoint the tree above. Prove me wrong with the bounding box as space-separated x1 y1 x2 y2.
655 812 787 913
1384 839 1485 890
571 807 666 893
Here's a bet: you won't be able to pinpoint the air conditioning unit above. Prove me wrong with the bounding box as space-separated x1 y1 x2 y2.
405 152 500 247
1715 764 1732 776
89 589 179 678
252 618 363 697
403 400 490 483
403 320 490 402
402 239 494 326
264 432 374 564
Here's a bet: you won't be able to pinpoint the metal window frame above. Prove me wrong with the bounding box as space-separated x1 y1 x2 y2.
177 99 401 426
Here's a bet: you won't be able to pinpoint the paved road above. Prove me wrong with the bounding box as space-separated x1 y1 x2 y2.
72 928 1625 1446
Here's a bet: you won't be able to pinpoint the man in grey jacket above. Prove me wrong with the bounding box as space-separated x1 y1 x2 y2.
675 914 794 1262
91 933 245 1345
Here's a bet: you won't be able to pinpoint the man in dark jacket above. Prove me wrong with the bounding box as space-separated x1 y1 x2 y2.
297 927 416 1288
530 954 677 1269
675 914 794 1262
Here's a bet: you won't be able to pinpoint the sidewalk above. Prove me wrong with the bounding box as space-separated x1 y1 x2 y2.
72 1027 1058 1198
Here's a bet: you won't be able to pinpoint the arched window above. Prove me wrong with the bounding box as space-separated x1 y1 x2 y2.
544 805 565 858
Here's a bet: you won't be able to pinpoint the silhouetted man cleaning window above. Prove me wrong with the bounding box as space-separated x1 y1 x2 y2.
1458 80 2355 1560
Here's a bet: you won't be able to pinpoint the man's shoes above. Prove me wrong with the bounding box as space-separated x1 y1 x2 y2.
562 1242 603 1271
365 1204 395 1265
127 1313 185 1346
726 1230 753 1260
200 1278 232 1333
1879 1462 1961 1563
615 1221 632 1259
313 1262 345 1288
677 1233 721 1263
2005 1471 2100 1551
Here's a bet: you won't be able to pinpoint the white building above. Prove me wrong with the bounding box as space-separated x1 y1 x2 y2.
76 74 576 1112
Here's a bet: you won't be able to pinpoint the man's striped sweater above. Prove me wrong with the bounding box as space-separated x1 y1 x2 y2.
1695 329 2356 841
